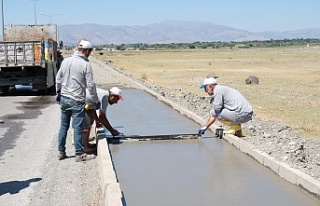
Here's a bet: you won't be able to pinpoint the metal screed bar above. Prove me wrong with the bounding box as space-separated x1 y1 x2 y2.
107 133 201 143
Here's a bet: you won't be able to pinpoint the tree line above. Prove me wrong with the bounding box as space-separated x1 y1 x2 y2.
67 38 320 51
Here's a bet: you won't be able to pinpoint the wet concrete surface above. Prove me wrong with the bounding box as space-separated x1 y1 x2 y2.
107 89 320 206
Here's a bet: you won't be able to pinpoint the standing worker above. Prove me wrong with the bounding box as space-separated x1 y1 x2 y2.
198 77 253 137
82 87 123 148
55 39 101 162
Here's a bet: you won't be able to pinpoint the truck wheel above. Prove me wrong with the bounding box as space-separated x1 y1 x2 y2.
1 86 9 95
38 89 48 95
49 85 56 95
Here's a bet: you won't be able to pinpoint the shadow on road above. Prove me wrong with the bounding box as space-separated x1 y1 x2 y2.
0 177 42 196
0 85 55 97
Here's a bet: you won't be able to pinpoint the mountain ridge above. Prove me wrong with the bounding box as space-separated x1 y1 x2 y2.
58 20 320 45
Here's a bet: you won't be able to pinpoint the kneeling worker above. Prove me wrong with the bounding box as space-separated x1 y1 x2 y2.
198 77 253 137
83 87 123 150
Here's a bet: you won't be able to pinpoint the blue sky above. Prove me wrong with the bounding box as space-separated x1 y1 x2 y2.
2 0 319 32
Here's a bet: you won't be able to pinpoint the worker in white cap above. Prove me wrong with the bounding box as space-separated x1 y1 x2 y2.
56 39 100 162
82 87 123 153
198 77 253 137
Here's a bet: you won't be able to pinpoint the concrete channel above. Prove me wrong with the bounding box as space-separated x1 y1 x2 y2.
97 88 320 206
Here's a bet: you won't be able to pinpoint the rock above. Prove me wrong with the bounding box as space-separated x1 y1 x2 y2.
263 132 272 138
245 75 259 84
206 73 219 78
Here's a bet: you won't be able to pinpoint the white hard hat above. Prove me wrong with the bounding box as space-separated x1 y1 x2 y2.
78 40 93 49
110 87 123 100
200 77 218 89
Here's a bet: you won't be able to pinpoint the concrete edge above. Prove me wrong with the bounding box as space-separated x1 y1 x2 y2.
96 61 320 205
223 134 320 197
96 130 123 206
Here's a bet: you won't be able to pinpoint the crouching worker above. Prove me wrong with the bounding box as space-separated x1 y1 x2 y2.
198 77 253 137
83 87 123 146
82 107 100 154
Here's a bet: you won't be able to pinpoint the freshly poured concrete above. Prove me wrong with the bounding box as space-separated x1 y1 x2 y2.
107 89 320 206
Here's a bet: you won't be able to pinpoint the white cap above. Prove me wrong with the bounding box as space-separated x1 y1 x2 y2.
78 40 93 49
200 77 218 89
110 87 123 100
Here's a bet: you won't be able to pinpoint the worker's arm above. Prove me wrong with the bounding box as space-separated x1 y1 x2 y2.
85 63 100 104
205 115 217 128
55 69 62 93
199 116 217 135
98 110 120 136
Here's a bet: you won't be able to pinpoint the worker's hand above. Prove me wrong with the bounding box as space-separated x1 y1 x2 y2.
198 126 207 135
55 94 61 104
95 102 101 110
111 129 120 137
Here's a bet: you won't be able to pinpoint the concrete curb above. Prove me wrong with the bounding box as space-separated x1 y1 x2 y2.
96 129 123 206
95 60 320 205
223 134 320 196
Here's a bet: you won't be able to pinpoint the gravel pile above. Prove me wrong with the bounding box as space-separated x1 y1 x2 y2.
107 64 320 182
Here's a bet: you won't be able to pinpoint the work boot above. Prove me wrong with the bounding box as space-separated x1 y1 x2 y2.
58 151 67 160
224 124 242 135
220 119 233 126
75 153 86 162
235 129 244 137
75 153 96 162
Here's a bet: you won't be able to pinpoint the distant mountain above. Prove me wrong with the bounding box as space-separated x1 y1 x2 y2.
58 20 320 45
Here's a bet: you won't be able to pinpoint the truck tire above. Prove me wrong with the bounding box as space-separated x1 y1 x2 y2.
1 86 9 95
38 89 47 95
38 86 55 96
47 85 56 95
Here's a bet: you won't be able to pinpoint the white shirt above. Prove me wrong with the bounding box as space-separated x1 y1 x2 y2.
56 53 99 103
85 88 110 114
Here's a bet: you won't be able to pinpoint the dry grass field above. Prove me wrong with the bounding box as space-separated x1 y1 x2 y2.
94 46 320 137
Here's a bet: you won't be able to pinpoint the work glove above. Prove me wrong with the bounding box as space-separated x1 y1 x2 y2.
95 102 101 110
198 126 207 135
85 104 90 110
55 93 61 104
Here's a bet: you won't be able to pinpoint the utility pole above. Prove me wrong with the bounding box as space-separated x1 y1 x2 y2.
1 0 4 41
31 0 39 25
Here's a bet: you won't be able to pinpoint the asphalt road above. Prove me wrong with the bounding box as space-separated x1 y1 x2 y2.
0 87 101 206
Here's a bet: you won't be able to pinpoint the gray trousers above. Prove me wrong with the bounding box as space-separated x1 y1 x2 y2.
211 109 253 124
